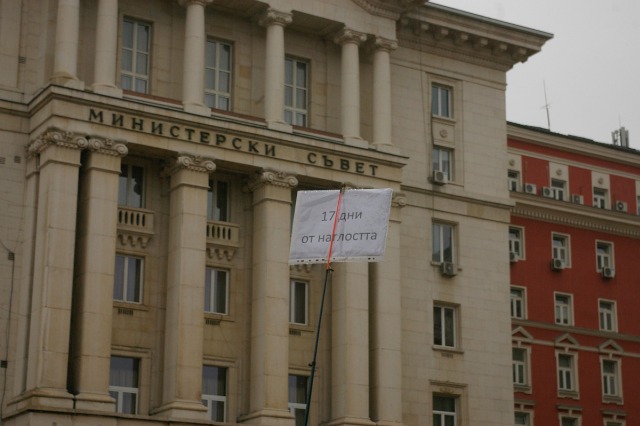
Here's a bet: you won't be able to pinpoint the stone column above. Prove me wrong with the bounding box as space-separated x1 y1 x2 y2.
71 138 128 412
371 37 397 152
369 194 405 426
22 129 87 409
330 261 374 426
154 155 214 420
335 29 367 148
259 9 292 132
52 0 84 88
242 170 297 425
180 0 213 116
92 0 122 96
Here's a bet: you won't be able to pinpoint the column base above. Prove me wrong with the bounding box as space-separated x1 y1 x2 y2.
326 417 376 426
9 387 74 412
50 73 85 90
151 399 208 421
344 136 369 149
183 102 212 116
91 84 123 98
239 408 295 426
266 120 293 133
374 421 405 426
371 143 400 155
74 391 116 412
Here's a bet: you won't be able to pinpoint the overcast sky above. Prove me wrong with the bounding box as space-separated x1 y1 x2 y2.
432 0 640 149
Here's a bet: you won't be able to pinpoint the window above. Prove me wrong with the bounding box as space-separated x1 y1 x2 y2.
119 164 144 208
599 300 617 332
551 179 566 201
508 170 520 192
554 294 573 326
432 395 456 426
433 146 453 181
509 227 524 259
433 305 456 348
289 279 308 325
208 179 230 222
431 84 452 118
121 18 151 93
511 287 525 320
515 412 530 425
109 356 139 414
202 365 227 422
557 353 576 392
561 418 578 426
288 375 308 426
602 359 620 398
205 268 229 315
205 39 232 110
114 255 143 303
552 234 569 265
593 187 608 209
432 222 454 263
596 242 613 271
512 347 528 387
284 57 308 126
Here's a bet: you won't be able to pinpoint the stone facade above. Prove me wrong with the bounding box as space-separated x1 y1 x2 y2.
0 1 550 425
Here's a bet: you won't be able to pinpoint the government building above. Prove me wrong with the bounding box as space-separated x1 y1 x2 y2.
0 1 551 425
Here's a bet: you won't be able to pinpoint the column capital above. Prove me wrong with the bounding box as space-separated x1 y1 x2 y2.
392 193 407 208
371 36 398 53
178 0 212 7
164 154 216 176
258 8 292 28
87 137 128 157
27 128 89 158
334 28 368 46
245 169 298 192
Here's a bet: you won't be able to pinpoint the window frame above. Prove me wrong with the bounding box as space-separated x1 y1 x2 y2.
118 163 145 208
431 84 453 118
512 347 530 389
433 304 457 349
289 279 309 326
557 352 578 394
509 226 524 260
114 254 144 304
288 374 309 426
120 17 151 93
560 416 580 426
109 356 140 414
593 187 608 209
284 56 309 127
601 358 622 400
551 178 567 201
598 299 617 332
432 146 453 181
432 222 455 264
204 38 233 111
554 293 573 326
508 170 520 192
552 233 571 266
432 394 457 426
511 286 526 320
202 365 228 422
514 411 531 426
596 241 614 272
204 267 229 315
207 178 230 222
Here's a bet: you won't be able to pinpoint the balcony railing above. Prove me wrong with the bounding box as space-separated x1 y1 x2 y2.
207 221 239 260
117 206 155 248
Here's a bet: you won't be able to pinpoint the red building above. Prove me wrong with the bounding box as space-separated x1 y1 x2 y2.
507 123 640 426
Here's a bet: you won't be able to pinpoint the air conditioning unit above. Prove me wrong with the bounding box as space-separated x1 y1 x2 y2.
440 262 457 276
571 194 584 204
614 201 628 212
551 258 565 270
542 186 554 198
602 267 615 279
509 251 518 263
432 170 448 185
524 183 537 194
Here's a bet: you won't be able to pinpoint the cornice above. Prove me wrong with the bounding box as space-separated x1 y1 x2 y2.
511 194 640 239
351 0 423 20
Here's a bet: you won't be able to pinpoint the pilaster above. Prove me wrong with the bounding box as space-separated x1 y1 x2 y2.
371 37 397 153
92 0 122 96
259 9 293 132
51 0 84 89
154 154 214 421
369 193 405 426
71 137 128 412
241 170 297 426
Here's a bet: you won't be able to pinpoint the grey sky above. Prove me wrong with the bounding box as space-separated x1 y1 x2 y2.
432 0 640 149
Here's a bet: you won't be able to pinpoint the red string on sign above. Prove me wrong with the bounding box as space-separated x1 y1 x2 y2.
325 188 344 270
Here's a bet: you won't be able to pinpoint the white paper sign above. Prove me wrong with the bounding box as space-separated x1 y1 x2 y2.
289 188 393 264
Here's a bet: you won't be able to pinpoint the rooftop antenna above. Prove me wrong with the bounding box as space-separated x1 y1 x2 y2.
612 119 630 147
542 80 551 130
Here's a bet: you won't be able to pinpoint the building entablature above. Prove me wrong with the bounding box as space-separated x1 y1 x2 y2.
397 3 552 71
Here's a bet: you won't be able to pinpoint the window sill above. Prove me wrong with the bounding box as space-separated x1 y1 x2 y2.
432 345 463 356
204 313 234 325
113 301 149 312
289 323 314 334
514 384 532 394
558 390 580 400
602 395 623 405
